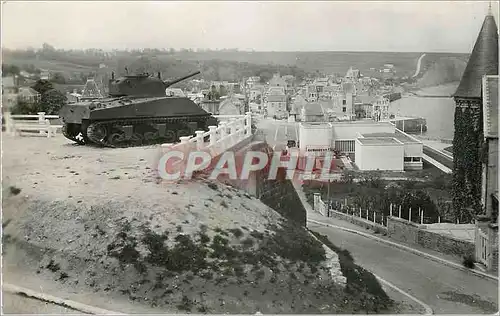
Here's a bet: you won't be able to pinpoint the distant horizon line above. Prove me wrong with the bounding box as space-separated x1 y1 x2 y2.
2 46 471 55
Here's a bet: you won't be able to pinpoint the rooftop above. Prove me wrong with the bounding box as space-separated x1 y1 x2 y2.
454 13 498 98
361 130 421 144
357 137 401 145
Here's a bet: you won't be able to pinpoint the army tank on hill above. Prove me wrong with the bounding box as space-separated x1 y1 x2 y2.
59 70 218 148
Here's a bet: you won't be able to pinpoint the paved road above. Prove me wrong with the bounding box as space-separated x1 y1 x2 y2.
2 291 79 314
308 222 499 314
256 118 299 148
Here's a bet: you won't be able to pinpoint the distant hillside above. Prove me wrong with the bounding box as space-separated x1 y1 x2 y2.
3 49 469 83
417 54 469 88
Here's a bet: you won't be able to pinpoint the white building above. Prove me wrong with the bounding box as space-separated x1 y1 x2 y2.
298 122 333 153
331 121 395 153
355 138 405 171
357 130 423 170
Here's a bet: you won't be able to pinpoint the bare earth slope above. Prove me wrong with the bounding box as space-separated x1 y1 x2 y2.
2 134 395 314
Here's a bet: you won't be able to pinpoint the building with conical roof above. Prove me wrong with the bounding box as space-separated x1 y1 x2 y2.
452 7 498 271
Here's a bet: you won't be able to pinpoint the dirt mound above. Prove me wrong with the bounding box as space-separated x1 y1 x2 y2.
2 135 393 314
417 57 467 88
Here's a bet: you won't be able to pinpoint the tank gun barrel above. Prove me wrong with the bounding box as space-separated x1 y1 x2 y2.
164 71 201 88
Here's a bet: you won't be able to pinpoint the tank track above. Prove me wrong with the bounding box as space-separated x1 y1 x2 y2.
85 115 214 148
62 124 85 145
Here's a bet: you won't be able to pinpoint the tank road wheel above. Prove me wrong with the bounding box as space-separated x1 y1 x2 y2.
144 132 158 142
92 124 108 143
177 129 192 140
108 133 125 147
130 133 144 146
163 130 176 143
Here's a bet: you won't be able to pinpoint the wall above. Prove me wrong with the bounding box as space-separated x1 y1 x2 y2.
387 217 475 259
299 123 333 151
221 139 307 227
332 122 395 140
329 209 388 233
485 139 498 216
355 140 404 171
404 142 423 157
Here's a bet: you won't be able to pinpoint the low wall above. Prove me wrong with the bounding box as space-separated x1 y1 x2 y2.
329 209 388 233
387 216 474 259
217 138 307 227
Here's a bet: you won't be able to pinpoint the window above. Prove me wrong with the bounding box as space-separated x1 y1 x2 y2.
404 157 412 162
412 157 421 162
342 99 347 105
342 107 346 112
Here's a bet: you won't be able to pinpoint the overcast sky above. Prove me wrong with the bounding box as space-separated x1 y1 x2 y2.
2 1 499 53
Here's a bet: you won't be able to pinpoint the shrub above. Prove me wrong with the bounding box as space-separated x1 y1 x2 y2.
462 254 475 269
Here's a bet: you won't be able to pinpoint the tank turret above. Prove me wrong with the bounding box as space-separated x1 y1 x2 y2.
108 70 201 98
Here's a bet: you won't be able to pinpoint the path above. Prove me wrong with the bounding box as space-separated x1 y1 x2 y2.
422 153 452 174
2 291 79 314
412 53 427 78
293 183 498 314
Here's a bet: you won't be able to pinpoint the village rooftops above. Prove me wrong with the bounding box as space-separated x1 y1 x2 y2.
357 137 402 145
361 130 422 144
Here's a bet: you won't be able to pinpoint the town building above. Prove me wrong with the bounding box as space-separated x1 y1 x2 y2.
17 87 40 104
2 76 18 113
218 95 242 115
265 86 287 119
450 9 498 271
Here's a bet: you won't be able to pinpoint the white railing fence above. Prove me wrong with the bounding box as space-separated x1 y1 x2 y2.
160 112 253 172
4 111 62 138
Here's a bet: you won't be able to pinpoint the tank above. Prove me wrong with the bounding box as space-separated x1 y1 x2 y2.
59 70 219 147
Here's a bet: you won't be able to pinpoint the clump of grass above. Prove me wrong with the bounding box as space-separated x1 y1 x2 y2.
9 186 21 195
228 228 244 238
462 254 475 269
220 200 228 208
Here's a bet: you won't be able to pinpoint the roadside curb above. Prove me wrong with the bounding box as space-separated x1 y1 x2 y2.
3 283 125 315
307 219 499 282
307 230 433 315
374 274 433 315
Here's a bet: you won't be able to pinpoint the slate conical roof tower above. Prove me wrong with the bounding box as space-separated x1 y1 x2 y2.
452 7 499 222
454 8 498 98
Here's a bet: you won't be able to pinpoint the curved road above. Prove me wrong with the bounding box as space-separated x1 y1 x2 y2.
412 53 427 78
308 223 498 314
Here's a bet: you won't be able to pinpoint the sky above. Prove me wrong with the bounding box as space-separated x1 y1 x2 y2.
2 1 499 53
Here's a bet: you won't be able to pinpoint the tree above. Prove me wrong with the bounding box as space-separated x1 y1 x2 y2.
50 72 66 84
32 79 54 95
2 64 20 76
39 89 67 114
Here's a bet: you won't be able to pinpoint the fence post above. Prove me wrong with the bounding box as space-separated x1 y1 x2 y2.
359 208 361 218
420 208 423 224
38 112 46 135
373 211 376 223
208 126 217 146
438 216 441 223
398 205 402 218
245 112 252 136
409 207 412 223
4 111 13 135
390 203 393 216
195 131 205 150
